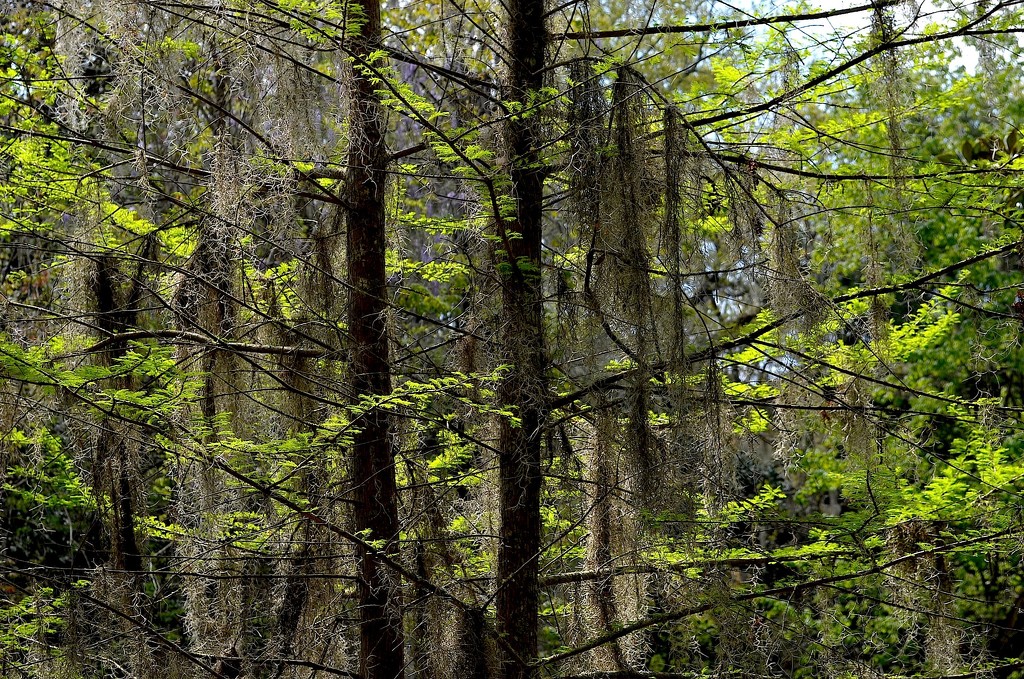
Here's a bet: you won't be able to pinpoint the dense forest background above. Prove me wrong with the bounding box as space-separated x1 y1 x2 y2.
4 0 1024 677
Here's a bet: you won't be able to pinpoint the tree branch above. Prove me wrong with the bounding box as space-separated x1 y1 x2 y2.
563 0 900 40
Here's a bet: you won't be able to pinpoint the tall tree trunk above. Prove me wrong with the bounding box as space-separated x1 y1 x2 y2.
92 252 149 575
345 1 404 677
496 1 547 678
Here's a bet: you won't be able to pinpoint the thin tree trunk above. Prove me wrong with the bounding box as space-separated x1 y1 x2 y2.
345 0 404 677
495 1 547 678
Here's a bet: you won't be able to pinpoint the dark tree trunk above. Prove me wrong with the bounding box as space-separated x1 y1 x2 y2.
345 0 404 677
495 1 547 678
93 253 149 574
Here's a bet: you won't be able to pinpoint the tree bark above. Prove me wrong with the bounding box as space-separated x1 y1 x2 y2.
495 1 547 678
93 253 148 574
345 1 404 677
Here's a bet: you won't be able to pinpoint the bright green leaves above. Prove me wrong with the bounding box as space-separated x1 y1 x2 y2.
723 378 780 435
0 337 202 429
400 258 470 284
2 432 95 514
0 134 78 235
0 17 87 244
886 293 961 363
718 484 787 523
0 584 87 656
886 405 1024 526
352 370 516 425
263 0 353 43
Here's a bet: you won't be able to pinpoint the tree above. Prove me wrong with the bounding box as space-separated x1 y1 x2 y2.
4 0 1024 677
345 0 405 675
493 0 546 676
